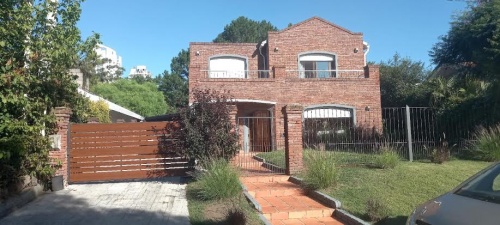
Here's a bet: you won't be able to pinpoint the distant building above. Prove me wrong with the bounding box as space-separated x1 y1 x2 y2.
129 65 152 79
95 44 123 77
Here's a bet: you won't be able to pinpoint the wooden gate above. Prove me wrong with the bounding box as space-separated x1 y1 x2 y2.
69 122 189 183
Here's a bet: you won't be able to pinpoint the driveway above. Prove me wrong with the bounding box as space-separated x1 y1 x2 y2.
0 177 190 225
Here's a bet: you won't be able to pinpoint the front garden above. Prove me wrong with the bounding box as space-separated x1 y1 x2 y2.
257 150 494 225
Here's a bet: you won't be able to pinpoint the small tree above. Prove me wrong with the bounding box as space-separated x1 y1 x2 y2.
88 100 111 123
179 89 239 163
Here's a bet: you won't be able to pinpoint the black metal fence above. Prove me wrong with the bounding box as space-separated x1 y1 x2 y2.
303 106 492 161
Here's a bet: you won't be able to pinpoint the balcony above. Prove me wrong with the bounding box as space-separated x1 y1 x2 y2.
201 70 272 79
285 70 366 79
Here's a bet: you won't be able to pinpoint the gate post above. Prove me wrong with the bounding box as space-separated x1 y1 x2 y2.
283 104 304 175
49 107 72 186
405 105 414 162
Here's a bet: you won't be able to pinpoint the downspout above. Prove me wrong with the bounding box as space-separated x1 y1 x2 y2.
363 41 370 66
259 40 267 77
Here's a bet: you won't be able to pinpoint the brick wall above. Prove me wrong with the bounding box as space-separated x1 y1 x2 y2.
49 107 71 186
268 17 365 72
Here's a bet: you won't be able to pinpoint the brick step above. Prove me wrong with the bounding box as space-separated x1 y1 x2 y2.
240 175 290 183
271 216 343 225
258 195 334 219
244 181 304 198
264 208 335 221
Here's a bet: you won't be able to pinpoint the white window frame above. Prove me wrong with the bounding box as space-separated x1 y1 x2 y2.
298 52 338 78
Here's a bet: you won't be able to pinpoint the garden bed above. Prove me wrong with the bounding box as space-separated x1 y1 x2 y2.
186 180 262 225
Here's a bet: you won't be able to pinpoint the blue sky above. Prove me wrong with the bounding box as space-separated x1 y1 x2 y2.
77 0 468 77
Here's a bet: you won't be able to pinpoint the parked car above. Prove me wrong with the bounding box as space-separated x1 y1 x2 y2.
407 161 500 225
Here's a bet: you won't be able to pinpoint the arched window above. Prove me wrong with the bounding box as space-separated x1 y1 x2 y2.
298 52 337 78
209 55 247 78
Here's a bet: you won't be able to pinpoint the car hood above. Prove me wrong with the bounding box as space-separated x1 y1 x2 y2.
414 193 500 225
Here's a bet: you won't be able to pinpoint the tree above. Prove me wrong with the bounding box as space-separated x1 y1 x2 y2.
157 71 188 113
430 0 500 79
379 54 432 107
213 16 278 43
170 48 190 79
91 79 170 117
1 0 98 191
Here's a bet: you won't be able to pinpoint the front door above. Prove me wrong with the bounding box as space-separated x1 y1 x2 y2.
250 110 272 152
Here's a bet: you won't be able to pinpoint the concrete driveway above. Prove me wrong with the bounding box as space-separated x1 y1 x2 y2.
0 177 190 225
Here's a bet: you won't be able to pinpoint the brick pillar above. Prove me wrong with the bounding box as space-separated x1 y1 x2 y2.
273 65 286 79
364 64 380 82
49 107 72 186
283 104 304 175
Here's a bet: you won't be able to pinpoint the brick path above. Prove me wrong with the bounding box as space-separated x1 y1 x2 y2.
241 175 344 225
0 177 189 225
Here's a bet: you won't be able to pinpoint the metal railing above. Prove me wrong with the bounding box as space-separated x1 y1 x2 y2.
286 70 365 79
201 70 272 79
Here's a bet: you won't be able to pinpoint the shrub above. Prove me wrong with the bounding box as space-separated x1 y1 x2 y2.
365 197 390 222
225 208 246 225
429 133 451 164
469 124 500 161
373 145 400 169
179 89 239 163
303 151 339 190
87 99 111 123
197 159 241 200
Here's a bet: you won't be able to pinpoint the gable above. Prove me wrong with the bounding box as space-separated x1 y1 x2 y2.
273 17 361 36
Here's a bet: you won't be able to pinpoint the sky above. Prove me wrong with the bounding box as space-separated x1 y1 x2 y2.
77 0 468 78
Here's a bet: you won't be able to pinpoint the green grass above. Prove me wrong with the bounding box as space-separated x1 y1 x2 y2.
256 149 376 168
326 160 491 225
187 179 262 225
257 150 492 225
197 159 241 200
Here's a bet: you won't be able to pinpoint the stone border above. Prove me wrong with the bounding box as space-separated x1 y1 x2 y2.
288 176 370 225
0 185 45 219
239 182 272 225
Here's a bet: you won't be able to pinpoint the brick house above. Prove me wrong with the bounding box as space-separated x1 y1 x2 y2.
189 17 381 153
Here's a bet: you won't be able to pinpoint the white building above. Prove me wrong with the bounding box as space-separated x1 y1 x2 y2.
95 44 123 77
129 65 152 78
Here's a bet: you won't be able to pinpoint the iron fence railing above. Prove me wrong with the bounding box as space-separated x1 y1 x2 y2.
201 70 272 79
303 106 493 162
286 70 365 79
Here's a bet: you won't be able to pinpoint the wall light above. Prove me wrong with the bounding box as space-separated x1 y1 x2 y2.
195 51 200 56
274 47 279 52
354 48 359 53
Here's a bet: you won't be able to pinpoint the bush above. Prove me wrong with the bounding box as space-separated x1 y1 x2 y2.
179 89 239 163
88 99 111 123
469 124 500 161
373 145 400 169
197 159 241 200
225 208 246 225
365 197 390 222
303 151 339 190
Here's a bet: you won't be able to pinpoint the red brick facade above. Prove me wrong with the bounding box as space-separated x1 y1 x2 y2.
189 17 382 172
284 104 304 175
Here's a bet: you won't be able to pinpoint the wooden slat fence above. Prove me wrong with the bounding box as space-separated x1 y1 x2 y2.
69 121 189 183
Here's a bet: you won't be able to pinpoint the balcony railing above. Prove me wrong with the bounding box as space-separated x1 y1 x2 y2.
201 70 272 79
286 70 366 79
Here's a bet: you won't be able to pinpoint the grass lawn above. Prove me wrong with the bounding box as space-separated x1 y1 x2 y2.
257 150 492 225
186 179 262 225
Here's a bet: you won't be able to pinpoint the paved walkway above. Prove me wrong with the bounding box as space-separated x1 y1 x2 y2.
0 177 190 225
241 175 343 225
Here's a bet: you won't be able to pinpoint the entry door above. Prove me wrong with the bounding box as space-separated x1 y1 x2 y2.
250 111 272 152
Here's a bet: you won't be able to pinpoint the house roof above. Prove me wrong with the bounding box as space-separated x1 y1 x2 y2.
270 16 362 35
77 88 144 121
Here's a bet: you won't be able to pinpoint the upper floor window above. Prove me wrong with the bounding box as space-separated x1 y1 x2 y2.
299 53 337 78
209 55 247 78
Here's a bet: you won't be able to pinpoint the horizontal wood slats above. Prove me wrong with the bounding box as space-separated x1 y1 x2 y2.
69 121 189 183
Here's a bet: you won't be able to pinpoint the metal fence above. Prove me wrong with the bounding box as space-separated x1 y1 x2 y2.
303 106 491 162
